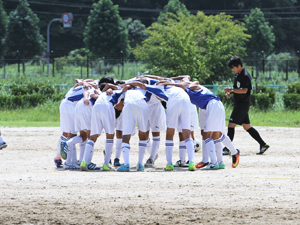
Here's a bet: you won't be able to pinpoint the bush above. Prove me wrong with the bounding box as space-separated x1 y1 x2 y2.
251 93 272 110
287 83 300 94
283 94 300 110
0 94 47 109
255 86 276 104
52 93 65 102
11 86 27 96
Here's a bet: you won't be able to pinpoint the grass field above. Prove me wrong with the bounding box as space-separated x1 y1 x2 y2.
0 102 299 127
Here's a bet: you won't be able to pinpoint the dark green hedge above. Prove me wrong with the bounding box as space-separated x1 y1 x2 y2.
287 83 300 94
0 94 47 109
283 94 300 110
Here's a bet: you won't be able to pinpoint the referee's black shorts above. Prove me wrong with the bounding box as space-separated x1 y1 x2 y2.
229 102 250 125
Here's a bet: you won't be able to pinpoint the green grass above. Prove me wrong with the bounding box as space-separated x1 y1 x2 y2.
0 101 299 127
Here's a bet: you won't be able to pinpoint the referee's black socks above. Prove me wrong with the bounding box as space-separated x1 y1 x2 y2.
227 127 235 141
246 127 266 146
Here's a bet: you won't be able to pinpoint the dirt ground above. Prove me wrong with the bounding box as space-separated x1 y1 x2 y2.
0 126 300 225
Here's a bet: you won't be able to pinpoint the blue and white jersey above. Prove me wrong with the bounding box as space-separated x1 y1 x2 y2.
64 86 86 102
186 85 220 109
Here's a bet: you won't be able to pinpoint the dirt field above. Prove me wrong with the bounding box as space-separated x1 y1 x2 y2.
0 126 299 225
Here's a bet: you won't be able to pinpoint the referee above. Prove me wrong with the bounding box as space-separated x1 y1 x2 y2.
223 56 270 155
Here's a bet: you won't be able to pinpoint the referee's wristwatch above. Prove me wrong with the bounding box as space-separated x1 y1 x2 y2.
231 88 234 94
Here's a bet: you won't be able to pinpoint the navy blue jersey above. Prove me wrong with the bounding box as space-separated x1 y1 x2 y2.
186 86 219 109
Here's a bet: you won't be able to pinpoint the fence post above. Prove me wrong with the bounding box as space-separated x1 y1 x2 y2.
120 51 124 79
261 51 265 75
87 55 89 78
297 51 300 78
286 60 288 81
17 50 20 75
51 50 55 77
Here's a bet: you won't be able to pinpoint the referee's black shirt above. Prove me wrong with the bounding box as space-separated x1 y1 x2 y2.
233 68 252 103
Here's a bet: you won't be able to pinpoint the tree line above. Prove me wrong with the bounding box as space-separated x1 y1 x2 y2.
0 0 298 82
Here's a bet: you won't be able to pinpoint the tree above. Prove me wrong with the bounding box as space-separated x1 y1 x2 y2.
124 18 148 49
84 0 130 59
244 8 275 58
133 12 250 83
157 0 190 24
0 0 7 59
4 0 45 58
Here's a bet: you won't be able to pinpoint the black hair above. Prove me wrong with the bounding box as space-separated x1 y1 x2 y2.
136 78 149 84
99 76 115 85
115 80 125 85
228 56 243 68
99 82 107 91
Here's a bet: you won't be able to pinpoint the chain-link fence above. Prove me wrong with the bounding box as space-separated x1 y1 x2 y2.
1 57 299 82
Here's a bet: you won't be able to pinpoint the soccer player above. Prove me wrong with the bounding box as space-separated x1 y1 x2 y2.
0 130 7 150
224 56 270 155
160 81 240 169
116 84 150 172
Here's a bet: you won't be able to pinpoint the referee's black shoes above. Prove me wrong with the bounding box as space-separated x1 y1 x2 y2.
256 144 270 155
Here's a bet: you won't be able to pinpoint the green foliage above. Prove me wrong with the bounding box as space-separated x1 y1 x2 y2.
4 0 45 58
283 94 300 110
286 83 300 94
157 0 190 24
124 18 148 49
0 0 7 58
244 8 275 57
251 93 272 110
254 86 276 104
84 0 130 59
0 93 47 109
133 12 250 83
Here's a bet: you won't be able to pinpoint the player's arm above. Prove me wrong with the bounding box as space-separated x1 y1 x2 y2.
83 91 90 105
127 81 147 90
170 75 191 81
156 81 186 92
139 74 167 81
102 83 119 92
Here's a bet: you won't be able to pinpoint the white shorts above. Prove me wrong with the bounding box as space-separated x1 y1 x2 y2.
74 99 93 132
148 103 166 132
122 99 149 135
204 99 226 132
166 97 191 130
90 102 116 136
199 108 206 130
178 104 199 132
60 99 76 134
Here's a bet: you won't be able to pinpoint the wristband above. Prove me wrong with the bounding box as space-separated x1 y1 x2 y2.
231 88 234 93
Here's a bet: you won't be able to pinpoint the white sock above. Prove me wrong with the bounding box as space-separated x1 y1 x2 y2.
0 135 4 143
202 139 209 163
146 138 151 155
55 135 68 158
79 140 87 163
67 136 83 146
115 138 122 159
104 139 114 166
220 133 237 155
214 140 223 164
83 140 94 164
150 136 160 160
165 140 174 165
179 141 186 162
65 144 73 164
122 143 130 165
71 145 77 164
185 138 195 163
138 140 147 165
205 138 217 165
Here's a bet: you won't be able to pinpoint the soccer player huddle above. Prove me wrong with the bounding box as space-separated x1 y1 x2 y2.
54 74 240 172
